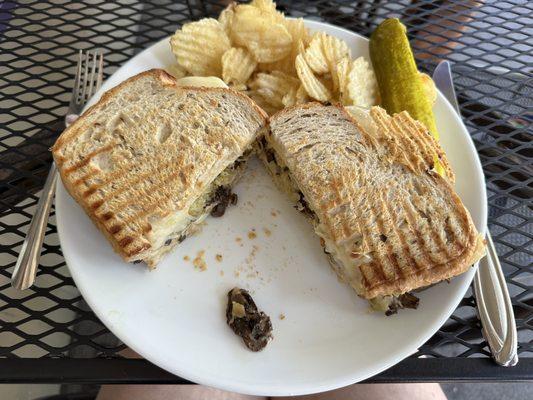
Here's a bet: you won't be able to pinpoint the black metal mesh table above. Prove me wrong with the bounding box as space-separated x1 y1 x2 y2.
1 0 532 384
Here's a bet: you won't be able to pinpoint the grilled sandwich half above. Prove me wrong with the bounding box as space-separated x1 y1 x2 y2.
261 103 485 314
53 69 267 268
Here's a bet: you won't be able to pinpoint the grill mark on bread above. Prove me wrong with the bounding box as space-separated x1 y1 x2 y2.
361 261 384 293
125 243 151 257
364 195 429 292
389 115 426 173
83 157 193 203
376 191 409 279
108 224 123 235
360 272 372 292
119 236 134 248
386 201 427 273
330 179 354 242
63 143 115 175
179 171 188 184
364 213 474 297
397 113 435 155
121 168 184 225
142 223 152 234
73 176 87 186
84 160 194 223
83 187 97 197
362 198 479 298
444 215 466 256
391 114 431 169
368 193 402 284
401 198 448 263
359 205 389 286
371 108 419 173
90 199 104 211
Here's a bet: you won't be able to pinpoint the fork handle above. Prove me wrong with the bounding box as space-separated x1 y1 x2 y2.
473 232 518 367
11 163 58 290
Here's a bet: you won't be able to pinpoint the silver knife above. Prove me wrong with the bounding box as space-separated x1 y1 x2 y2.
433 61 518 367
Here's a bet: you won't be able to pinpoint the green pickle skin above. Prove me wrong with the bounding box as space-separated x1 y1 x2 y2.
370 18 439 139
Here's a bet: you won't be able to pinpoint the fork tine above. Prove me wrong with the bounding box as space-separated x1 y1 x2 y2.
80 50 90 102
71 50 83 103
87 50 97 101
96 50 104 91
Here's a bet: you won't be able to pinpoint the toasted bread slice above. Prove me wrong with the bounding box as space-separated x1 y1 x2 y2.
53 69 267 267
265 103 485 302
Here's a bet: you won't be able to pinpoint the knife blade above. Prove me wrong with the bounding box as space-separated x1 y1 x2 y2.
432 61 460 114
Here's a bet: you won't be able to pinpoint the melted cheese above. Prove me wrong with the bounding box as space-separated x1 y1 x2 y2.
176 76 228 88
148 210 193 250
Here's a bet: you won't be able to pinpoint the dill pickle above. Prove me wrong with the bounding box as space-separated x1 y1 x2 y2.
370 18 439 139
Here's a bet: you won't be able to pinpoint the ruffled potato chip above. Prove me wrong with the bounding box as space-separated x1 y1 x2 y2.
247 90 281 115
249 71 299 108
250 0 284 22
285 18 310 47
295 54 331 102
172 1 380 115
281 83 310 107
166 64 187 79
322 33 351 70
222 47 257 85
170 19 231 76
304 33 329 74
333 57 351 102
282 86 297 107
257 55 293 74
231 5 292 63
296 84 309 104
263 18 309 74
347 57 379 107
218 3 235 34
258 37 305 74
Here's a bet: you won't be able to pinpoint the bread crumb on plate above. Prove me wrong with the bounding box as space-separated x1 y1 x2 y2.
193 250 207 271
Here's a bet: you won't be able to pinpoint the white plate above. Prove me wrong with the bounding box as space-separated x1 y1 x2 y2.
55 20 487 396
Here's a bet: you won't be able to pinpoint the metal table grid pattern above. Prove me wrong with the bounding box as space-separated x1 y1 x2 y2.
0 0 531 382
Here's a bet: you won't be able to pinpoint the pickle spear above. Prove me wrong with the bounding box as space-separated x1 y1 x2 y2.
369 18 439 139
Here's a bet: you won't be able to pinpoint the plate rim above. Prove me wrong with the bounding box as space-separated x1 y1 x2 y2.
55 19 487 396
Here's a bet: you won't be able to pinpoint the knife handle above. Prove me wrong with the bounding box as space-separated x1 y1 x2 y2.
473 232 518 367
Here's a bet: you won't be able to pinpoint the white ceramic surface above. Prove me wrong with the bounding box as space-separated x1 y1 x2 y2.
55 20 487 396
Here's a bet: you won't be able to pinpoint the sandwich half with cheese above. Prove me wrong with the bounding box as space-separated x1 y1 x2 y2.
53 69 267 267
261 103 485 314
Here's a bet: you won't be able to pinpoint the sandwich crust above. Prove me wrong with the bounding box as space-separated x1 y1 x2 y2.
268 103 485 299
53 69 267 266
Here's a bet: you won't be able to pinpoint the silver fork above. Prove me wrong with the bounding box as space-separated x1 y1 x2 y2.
11 49 104 290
